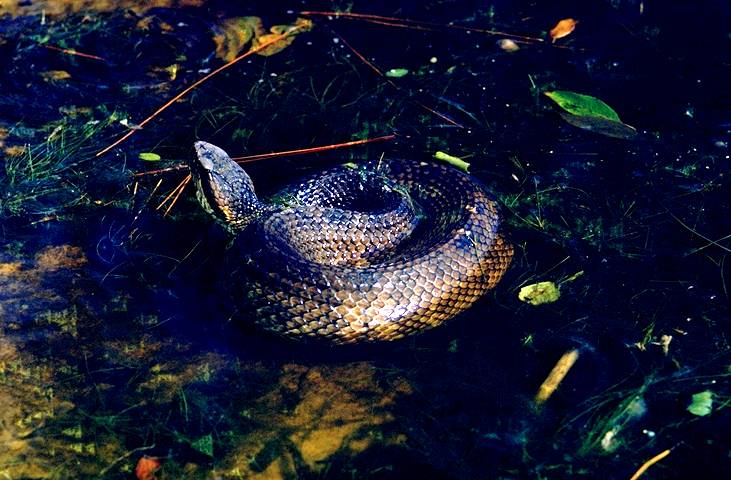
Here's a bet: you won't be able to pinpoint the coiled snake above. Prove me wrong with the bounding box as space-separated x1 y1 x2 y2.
190 141 513 344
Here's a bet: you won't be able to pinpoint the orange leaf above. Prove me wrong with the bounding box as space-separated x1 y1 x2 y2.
549 18 578 42
135 456 161 480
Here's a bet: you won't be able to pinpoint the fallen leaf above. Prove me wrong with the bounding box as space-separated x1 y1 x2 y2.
40 70 71 82
434 151 470 172
135 456 161 480
138 152 161 162
545 90 638 139
4 145 27 157
213 16 263 62
687 390 714 416
385 68 409 78
497 38 520 52
544 90 620 121
518 281 560 305
252 17 313 57
549 18 578 42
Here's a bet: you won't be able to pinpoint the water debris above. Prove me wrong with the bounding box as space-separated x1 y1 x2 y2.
40 70 71 82
138 152 162 162
497 38 520 52
135 455 162 480
533 348 579 405
544 90 621 121
549 18 578 42
518 281 560 305
433 151 470 172
385 68 409 77
687 390 714 416
214 16 313 61
628 448 672 480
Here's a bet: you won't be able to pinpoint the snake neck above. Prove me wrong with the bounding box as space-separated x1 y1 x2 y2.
191 141 273 233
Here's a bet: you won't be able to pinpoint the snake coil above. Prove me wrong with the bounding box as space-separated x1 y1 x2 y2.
190 141 513 344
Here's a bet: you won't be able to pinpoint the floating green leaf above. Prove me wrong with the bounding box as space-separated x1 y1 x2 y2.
385 68 409 78
544 90 620 121
434 151 470 172
518 281 560 305
687 390 714 416
544 90 638 139
138 152 161 162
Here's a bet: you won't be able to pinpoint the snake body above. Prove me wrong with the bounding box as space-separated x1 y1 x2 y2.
190 141 513 344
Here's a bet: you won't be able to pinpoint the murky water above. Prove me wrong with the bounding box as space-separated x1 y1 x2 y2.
1 1 729 478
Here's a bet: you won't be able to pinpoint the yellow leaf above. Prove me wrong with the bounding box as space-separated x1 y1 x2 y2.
518 281 560 305
40 70 71 82
497 38 520 52
549 18 578 43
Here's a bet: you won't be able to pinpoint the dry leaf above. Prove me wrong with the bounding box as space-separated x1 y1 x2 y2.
252 17 313 56
213 16 263 62
549 18 578 42
497 38 520 52
40 70 71 82
135 456 161 480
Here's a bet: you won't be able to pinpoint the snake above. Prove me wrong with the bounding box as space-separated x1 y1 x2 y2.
189 141 513 344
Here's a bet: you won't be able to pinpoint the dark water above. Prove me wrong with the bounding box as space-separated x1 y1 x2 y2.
0 1 729 478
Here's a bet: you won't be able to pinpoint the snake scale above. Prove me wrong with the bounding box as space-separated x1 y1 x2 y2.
189 141 513 344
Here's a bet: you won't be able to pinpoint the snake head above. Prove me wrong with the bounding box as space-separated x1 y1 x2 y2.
190 141 268 232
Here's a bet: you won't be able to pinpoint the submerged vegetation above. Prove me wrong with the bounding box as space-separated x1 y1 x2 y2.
0 0 729 478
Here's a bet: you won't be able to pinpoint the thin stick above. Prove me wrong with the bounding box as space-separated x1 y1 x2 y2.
156 174 190 211
134 135 396 178
628 448 672 480
232 134 396 163
163 174 191 216
133 164 189 177
96 24 310 157
43 44 106 61
301 10 544 43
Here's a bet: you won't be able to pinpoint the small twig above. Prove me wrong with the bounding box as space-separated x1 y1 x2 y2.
42 44 106 61
156 174 190 212
133 164 189 177
628 448 672 480
232 134 396 163
163 174 191 216
96 23 310 157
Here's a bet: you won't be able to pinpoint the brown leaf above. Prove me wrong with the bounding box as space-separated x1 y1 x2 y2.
213 16 263 62
549 18 578 43
251 17 313 57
